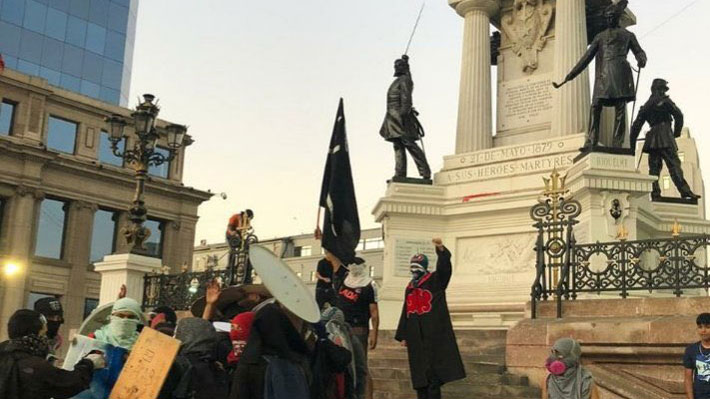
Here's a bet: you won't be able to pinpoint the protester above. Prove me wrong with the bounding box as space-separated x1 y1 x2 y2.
91 297 145 350
159 318 229 399
395 238 465 399
334 257 379 352
228 311 255 367
541 338 600 399
150 305 178 336
321 307 367 399
684 313 710 399
0 309 105 399
315 257 336 310
311 317 353 399
34 296 65 356
231 301 310 399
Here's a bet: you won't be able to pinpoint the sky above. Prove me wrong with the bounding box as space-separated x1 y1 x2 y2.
127 0 710 245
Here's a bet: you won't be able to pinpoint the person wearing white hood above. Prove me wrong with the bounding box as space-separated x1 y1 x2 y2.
334 257 379 354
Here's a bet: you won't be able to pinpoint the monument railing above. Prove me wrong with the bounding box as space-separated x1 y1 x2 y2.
532 233 710 319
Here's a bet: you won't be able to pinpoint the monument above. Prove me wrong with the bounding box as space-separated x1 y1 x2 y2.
372 0 710 330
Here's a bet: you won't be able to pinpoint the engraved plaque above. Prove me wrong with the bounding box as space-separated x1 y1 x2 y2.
393 238 438 277
498 74 553 131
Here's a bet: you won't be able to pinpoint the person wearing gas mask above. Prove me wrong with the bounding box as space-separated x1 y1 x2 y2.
541 338 600 399
395 238 465 399
34 297 65 357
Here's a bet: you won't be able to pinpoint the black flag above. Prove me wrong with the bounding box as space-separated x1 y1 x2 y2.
319 98 360 264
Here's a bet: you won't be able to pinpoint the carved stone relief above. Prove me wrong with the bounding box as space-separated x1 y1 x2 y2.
458 232 537 275
501 0 554 73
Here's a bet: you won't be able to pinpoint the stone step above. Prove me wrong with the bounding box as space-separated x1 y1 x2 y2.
369 358 506 374
370 367 530 386
373 378 539 396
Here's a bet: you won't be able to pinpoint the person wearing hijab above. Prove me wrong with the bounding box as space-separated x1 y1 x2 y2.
91 298 145 350
541 338 600 399
159 318 229 399
0 310 105 399
395 238 465 399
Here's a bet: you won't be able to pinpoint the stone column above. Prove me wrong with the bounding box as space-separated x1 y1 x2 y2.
62 201 98 339
452 0 499 154
551 0 591 136
0 186 42 339
94 253 162 306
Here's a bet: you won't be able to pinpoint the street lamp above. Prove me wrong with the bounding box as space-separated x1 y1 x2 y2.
105 94 189 255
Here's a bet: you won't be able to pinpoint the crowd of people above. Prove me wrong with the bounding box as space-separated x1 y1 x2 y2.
4 241 710 399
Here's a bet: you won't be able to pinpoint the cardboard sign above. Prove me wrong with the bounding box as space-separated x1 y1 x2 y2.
109 327 180 399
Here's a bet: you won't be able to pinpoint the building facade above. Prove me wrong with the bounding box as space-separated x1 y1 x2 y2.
193 228 385 291
0 68 210 340
0 0 137 105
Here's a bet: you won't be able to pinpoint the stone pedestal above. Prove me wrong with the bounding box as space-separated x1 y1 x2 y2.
94 253 161 306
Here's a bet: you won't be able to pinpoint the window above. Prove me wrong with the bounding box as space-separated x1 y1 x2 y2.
662 176 671 190
310 271 316 282
90 209 118 263
98 131 124 166
364 237 384 250
355 240 365 252
143 219 164 258
0 100 16 136
678 152 686 163
293 246 311 257
27 292 58 309
148 147 170 178
35 198 68 259
369 266 375 278
83 298 99 320
47 116 77 154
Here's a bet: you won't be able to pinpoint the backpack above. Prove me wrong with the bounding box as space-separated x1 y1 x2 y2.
171 354 229 399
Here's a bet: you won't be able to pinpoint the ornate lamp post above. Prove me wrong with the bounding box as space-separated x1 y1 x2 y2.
105 94 188 255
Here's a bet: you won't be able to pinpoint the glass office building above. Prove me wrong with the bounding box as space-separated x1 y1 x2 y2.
0 0 137 106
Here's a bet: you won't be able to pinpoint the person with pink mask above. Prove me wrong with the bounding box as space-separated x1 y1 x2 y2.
541 338 600 399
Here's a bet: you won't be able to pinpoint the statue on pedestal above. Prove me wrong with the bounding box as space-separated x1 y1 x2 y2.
630 79 700 201
553 0 647 151
380 55 431 182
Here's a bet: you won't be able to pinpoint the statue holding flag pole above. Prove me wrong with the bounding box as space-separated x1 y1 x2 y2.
380 1 431 184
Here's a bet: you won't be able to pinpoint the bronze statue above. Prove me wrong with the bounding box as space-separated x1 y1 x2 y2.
553 0 646 151
630 79 699 201
380 55 431 181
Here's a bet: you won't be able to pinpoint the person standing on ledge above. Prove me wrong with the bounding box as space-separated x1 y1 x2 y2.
553 0 646 151
395 238 465 399
630 78 700 201
379 55 431 181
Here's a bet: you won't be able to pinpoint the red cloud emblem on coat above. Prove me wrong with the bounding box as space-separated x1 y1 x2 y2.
406 288 433 316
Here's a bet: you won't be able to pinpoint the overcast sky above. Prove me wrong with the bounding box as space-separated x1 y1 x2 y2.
128 0 710 245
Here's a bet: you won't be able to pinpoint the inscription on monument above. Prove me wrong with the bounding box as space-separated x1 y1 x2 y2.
394 238 438 277
589 154 634 171
498 75 553 131
441 153 575 185
457 233 537 275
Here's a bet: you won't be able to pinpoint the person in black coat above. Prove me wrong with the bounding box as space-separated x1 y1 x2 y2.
0 310 104 399
395 239 465 399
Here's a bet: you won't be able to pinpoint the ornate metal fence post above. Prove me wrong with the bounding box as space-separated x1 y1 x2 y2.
529 169 582 319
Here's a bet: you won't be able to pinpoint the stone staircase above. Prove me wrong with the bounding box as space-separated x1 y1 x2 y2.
370 330 540 399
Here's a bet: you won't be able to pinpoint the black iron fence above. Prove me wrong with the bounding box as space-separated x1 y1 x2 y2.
532 233 710 318
142 225 257 310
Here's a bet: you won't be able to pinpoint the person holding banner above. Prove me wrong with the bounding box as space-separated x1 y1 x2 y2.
0 309 105 399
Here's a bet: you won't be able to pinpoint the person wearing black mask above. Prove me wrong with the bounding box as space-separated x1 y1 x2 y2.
0 309 105 399
34 297 64 357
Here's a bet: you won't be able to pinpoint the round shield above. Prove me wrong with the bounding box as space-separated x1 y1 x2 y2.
248 245 320 323
77 302 114 336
